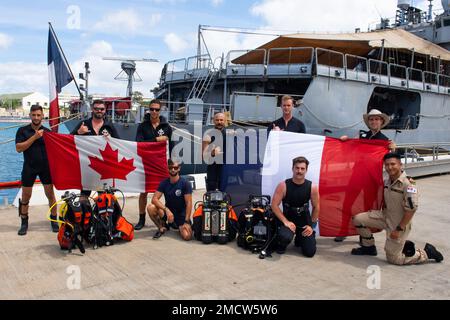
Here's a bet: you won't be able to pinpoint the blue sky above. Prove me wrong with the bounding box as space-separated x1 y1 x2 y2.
0 0 442 97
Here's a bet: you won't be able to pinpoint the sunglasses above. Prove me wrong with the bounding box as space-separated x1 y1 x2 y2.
149 108 161 112
168 166 180 170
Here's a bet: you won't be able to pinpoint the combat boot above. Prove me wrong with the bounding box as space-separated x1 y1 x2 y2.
351 245 377 256
18 215 29 236
50 216 59 233
424 243 443 262
134 213 146 230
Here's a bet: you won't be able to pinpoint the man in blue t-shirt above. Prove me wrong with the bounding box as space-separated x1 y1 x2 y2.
147 159 193 240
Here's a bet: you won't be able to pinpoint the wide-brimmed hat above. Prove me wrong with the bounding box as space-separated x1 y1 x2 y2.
363 109 390 129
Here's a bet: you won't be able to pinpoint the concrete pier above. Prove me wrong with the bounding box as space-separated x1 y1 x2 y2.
0 174 449 300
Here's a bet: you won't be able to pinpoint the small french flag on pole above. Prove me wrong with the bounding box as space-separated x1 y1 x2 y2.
48 24 74 132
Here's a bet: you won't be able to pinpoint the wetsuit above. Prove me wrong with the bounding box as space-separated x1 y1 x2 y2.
276 178 316 257
15 124 52 187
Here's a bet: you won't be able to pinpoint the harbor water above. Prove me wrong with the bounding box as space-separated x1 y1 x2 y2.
0 122 69 204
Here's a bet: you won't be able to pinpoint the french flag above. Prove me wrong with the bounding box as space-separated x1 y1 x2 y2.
48 25 73 132
43 132 169 193
261 132 389 237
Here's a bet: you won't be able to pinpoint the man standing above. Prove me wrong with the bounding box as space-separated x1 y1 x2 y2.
147 159 193 241
340 108 396 150
351 153 443 265
271 156 320 257
335 108 395 242
134 99 173 230
71 100 120 198
202 112 227 191
267 95 306 134
15 105 58 235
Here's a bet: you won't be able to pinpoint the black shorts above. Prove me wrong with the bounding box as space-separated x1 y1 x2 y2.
21 164 52 187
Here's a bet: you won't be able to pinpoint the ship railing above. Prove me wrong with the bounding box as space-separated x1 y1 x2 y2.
185 54 214 80
345 54 369 82
369 59 389 86
318 50 450 96
165 58 188 82
158 100 230 125
266 47 314 77
408 67 424 91
423 71 439 93
395 143 450 173
389 63 408 88
226 49 267 77
315 48 345 79
438 74 450 94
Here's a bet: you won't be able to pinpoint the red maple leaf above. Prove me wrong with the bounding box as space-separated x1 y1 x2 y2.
88 142 136 186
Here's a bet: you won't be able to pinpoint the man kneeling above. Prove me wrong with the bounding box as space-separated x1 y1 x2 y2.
351 153 443 265
147 159 193 241
271 156 320 257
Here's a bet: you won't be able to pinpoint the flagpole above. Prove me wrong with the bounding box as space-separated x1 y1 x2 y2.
48 22 83 99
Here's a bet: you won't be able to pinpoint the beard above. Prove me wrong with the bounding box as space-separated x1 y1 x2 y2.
93 112 104 120
31 119 42 126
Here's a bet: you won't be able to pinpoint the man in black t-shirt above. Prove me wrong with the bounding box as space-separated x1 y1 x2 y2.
267 95 306 135
134 99 173 230
71 100 120 198
146 159 193 241
15 105 58 235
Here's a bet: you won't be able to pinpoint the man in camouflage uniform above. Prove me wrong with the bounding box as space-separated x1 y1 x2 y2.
351 153 443 265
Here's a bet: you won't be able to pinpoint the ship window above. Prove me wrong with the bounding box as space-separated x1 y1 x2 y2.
444 18 450 27
367 87 421 130
436 20 442 29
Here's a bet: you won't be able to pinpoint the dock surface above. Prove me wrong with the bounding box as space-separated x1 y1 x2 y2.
1 174 449 300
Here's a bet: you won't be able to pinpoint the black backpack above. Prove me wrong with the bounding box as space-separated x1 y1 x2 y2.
237 195 276 258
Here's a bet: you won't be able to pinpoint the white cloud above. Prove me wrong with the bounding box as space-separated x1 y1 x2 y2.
94 9 143 36
211 0 224 6
164 33 191 54
0 33 13 50
251 0 398 32
0 62 47 93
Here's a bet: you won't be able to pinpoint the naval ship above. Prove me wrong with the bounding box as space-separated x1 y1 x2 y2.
65 0 450 183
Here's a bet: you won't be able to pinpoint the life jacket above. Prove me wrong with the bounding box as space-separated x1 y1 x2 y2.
192 191 237 244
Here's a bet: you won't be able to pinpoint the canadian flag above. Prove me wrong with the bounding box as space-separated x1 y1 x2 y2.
44 132 168 193
262 132 389 237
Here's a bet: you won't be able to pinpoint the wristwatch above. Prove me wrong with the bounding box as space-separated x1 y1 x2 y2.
395 225 404 232
184 220 192 225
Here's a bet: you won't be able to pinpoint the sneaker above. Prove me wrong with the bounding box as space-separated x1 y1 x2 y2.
424 243 444 263
152 229 165 239
351 245 377 256
334 236 346 242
